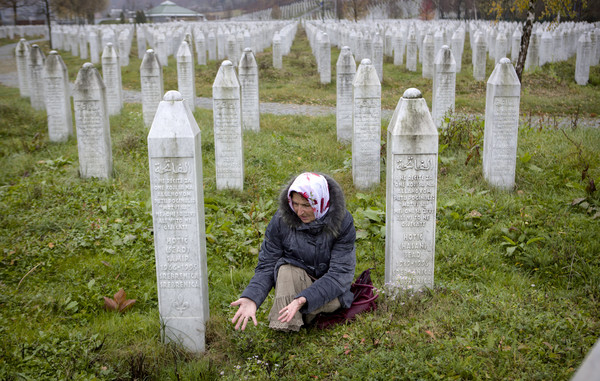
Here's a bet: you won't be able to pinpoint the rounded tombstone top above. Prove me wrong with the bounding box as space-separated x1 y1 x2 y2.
163 90 183 102
341 45 350 51
83 62 94 69
403 88 422 99
20 38 26 42
441 44 449 50
244 47 252 52
31 44 38 48
49 50 58 55
499 57 511 65
146 48 154 53
222 60 233 66
107 42 113 47
360 58 372 65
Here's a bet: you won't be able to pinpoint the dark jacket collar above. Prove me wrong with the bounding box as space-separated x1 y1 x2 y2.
278 174 347 238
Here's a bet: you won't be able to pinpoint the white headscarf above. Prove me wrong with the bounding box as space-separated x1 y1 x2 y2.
287 172 330 220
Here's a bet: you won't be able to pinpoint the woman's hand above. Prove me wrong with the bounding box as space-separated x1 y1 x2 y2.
278 297 307 323
231 298 257 331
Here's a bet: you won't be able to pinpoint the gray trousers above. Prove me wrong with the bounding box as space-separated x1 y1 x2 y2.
268 264 341 331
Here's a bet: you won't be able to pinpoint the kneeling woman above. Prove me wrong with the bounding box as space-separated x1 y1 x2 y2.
231 172 356 331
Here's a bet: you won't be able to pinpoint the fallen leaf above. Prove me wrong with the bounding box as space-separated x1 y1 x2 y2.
103 296 118 311
425 330 436 340
48 242 55 248
101 261 112 267
344 350 351 355
543 342 553 350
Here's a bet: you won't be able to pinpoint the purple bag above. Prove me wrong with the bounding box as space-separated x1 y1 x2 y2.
311 268 379 329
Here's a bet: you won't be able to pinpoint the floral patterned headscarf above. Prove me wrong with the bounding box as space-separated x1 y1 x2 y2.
287 172 330 220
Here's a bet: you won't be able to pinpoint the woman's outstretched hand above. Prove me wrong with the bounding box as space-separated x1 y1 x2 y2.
231 298 258 331
278 297 307 323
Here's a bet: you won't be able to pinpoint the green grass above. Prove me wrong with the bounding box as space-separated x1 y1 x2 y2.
20 26 600 117
0 69 599 380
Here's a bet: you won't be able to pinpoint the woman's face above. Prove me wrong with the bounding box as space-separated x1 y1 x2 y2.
291 192 316 223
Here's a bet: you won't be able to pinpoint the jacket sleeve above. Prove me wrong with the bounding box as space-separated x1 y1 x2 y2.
297 211 356 313
240 212 285 309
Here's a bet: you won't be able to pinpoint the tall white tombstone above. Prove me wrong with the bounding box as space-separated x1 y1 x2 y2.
482 58 521 190
385 88 438 291
141 49 164 127
373 32 384 82
208 31 217 61
238 48 260 132
148 90 209 354
511 28 522 63
28 44 45 110
213 60 244 190
195 30 207 65
89 31 100 64
336 46 356 143
525 32 539 71
473 33 487 81
79 32 88 60
432 46 456 128
15 39 30 97
575 33 592 86
73 63 113 179
495 32 508 64
406 27 417 72
272 33 282 69
43 51 73 142
101 43 123 116
319 33 331 84
353 59 381 190
393 30 404 66
422 33 434 79
176 40 196 111
136 27 146 59
451 30 463 72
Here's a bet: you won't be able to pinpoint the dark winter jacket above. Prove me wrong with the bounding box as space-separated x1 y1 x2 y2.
240 174 356 314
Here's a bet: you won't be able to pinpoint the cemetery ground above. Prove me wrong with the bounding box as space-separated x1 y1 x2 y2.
1 29 600 379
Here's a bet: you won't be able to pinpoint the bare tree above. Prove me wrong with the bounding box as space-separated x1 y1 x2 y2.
0 0 37 25
343 0 369 21
51 0 109 24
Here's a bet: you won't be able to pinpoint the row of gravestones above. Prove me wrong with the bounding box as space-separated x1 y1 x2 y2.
17 41 521 355
303 18 600 85
0 25 46 39
18 32 519 194
50 20 297 68
146 53 519 352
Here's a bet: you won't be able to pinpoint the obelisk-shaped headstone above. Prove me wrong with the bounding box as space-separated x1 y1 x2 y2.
43 51 73 142
101 43 123 116
140 49 164 127
482 58 521 190
353 59 381 189
432 45 456 128
319 33 331 84
336 46 356 143
176 40 196 111
148 90 209 353
385 88 438 291
473 33 487 81
213 60 244 190
28 44 45 110
238 48 260 132
273 33 283 69
373 32 384 81
422 33 434 79
575 33 592 86
406 27 417 72
73 63 113 179
15 39 30 97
